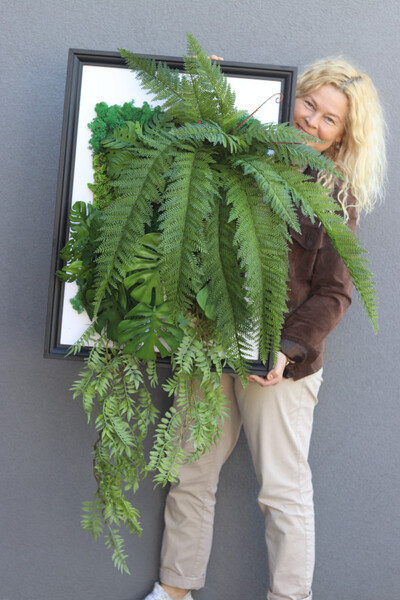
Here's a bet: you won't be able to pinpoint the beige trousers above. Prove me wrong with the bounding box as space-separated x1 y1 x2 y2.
160 369 323 600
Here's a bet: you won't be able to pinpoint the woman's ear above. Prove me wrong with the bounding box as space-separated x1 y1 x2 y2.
336 131 347 147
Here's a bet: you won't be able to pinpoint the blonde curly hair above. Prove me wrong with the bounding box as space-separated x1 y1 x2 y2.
296 57 386 220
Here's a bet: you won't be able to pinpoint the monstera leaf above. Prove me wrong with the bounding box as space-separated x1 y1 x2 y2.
117 302 183 359
56 259 85 283
85 286 128 341
123 233 163 305
59 201 102 263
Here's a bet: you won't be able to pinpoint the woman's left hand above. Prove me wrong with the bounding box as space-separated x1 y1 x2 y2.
247 351 287 387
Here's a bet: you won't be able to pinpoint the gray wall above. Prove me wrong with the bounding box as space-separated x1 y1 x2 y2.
1 1 399 599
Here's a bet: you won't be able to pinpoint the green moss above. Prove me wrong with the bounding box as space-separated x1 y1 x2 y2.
70 285 85 314
88 153 114 209
88 100 161 155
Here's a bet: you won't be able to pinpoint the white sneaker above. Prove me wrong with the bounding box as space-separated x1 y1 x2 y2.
143 582 193 600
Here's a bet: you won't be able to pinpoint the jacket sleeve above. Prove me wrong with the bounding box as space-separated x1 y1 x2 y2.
280 209 357 365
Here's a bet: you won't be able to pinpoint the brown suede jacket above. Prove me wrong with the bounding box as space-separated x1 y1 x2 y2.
280 173 357 380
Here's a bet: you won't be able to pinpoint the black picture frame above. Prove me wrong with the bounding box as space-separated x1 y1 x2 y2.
44 48 297 372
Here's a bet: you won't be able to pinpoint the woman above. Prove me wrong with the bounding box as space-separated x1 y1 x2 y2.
143 57 386 600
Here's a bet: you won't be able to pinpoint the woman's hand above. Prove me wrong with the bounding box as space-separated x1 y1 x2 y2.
190 55 224 60
247 351 288 387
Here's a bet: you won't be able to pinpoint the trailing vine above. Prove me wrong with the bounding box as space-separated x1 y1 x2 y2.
58 34 378 573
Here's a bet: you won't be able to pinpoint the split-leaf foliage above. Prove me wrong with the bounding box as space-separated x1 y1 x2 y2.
57 34 377 573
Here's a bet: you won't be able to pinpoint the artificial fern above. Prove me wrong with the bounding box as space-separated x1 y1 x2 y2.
159 145 218 314
58 33 379 572
95 38 376 367
93 126 175 318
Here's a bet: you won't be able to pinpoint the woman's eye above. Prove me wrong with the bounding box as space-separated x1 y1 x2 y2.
325 116 335 125
305 100 313 108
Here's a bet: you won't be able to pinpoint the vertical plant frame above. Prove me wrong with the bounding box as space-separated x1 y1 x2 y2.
44 48 297 369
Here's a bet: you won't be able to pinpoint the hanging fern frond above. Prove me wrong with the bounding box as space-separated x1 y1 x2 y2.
105 526 131 574
241 120 341 177
219 166 290 362
171 120 245 153
81 496 104 540
272 163 323 221
159 145 219 313
233 154 300 231
298 182 378 331
219 166 264 308
256 208 291 361
242 119 310 146
203 198 253 377
269 137 342 174
93 131 175 319
152 322 228 481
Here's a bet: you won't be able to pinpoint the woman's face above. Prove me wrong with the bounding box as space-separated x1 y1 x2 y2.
294 84 349 153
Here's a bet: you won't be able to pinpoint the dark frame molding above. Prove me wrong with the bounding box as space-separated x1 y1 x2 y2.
44 48 297 371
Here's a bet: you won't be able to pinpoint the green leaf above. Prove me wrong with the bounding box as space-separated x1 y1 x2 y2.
159 146 218 313
123 232 163 305
171 121 245 153
301 185 378 332
118 49 187 119
202 198 252 378
184 34 238 123
92 129 174 319
85 286 127 341
117 302 184 359
196 285 217 320
233 155 300 232
219 165 290 362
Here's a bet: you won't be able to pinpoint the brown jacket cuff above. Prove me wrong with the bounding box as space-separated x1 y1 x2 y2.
280 337 308 364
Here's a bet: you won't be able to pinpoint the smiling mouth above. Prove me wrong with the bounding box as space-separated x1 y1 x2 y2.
295 123 312 136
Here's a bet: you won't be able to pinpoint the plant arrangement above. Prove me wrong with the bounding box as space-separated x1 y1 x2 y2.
57 34 377 573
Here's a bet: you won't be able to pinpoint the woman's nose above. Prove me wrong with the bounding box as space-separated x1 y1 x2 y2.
305 112 319 128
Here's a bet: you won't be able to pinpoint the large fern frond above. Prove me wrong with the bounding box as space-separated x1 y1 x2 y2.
220 166 290 362
275 165 378 331
298 184 378 332
118 49 187 117
269 136 341 174
272 164 378 329
256 208 290 361
180 60 216 123
241 120 340 175
272 163 324 222
203 198 252 377
219 166 264 308
93 131 174 318
171 120 245 153
233 154 300 231
159 145 218 313
184 34 238 125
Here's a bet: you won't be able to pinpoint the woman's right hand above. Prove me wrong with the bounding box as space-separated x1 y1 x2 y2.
247 351 288 387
